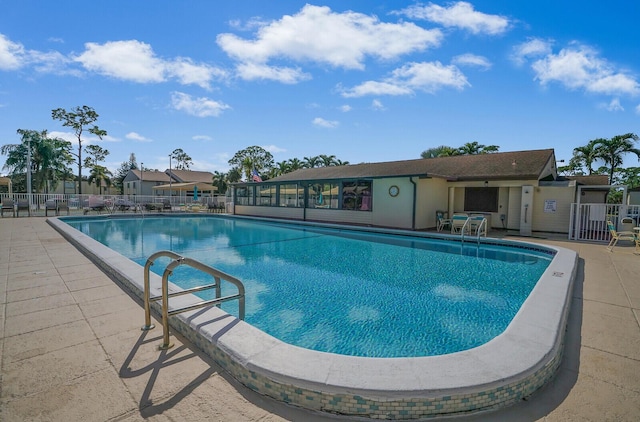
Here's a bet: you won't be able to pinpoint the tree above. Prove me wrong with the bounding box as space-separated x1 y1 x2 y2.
593 133 640 184
83 144 110 168
171 148 193 170
113 153 138 194
303 156 321 168
228 146 274 181
457 141 499 155
420 145 459 158
1 129 73 193
51 106 107 194
571 139 600 175
319 154 337 167
211 170 228 194
88 165 113 194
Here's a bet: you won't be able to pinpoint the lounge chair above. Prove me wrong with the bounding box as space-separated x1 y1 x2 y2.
606 220 636 251
451 213 469 234
45 200 57 216
162 199 172 211
84 196 106 214
436 211 451 232
1 198 15 217
16 199 30 217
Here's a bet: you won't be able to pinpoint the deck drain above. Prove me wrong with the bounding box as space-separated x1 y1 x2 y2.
552 271 564 277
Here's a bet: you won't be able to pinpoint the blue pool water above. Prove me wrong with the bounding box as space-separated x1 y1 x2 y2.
65 216 553 358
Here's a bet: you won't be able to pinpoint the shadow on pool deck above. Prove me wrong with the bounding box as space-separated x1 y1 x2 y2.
1 217 639 421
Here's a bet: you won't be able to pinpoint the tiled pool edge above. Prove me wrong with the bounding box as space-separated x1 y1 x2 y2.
48 217 578 420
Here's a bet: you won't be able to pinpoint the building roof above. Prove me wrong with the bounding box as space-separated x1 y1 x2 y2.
565 175 610 185
269 149 556 183
124 169 173 183
169 169 214 183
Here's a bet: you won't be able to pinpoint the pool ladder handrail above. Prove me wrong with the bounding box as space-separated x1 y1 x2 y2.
460 217 487 245
141 250 246 350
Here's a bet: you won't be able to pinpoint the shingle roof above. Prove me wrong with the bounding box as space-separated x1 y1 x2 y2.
169 169 214 183
125 170 173 182
268 149 556 183
566 175 610 185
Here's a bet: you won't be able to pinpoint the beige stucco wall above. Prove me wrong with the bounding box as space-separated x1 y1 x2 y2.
531 185 574 233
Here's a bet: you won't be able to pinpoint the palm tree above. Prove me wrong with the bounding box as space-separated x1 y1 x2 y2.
593 133 640 184
572 139 601 175
211 171 228 194
287 158 304 171
318 154 337 167
420 145 459 158
303 156 321 168
457 141 499 155
88 165 113 194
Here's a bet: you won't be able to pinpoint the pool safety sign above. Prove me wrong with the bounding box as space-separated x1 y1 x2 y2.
544 199 557 213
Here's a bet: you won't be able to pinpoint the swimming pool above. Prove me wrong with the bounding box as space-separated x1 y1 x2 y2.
64 215 552 358
50 215 578 419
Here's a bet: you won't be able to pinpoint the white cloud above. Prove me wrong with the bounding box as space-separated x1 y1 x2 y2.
192 135 213 141
217 4 442 82
235 62 310 84
371 99 386 111
398 2 510 35
512 38 553 65
74 40 225 89
170 91 231 117
0 34 26 70
341 61 469 97
530 43 640 96
312 117 339 128
339 104 352 112
452 53 491 70
262 144 287 153
603 98 624 112
126 132 152 142
49 130 106 145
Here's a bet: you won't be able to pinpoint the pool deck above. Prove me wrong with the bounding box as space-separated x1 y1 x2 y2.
1 217 639 421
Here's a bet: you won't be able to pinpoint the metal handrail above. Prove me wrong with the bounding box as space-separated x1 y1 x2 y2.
141 250 246 350
460 217 487 245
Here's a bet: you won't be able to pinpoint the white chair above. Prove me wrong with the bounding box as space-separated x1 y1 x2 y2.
451 214 469 234
436 211 451 232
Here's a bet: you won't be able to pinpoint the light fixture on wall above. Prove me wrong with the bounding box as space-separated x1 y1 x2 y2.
484 181 489 187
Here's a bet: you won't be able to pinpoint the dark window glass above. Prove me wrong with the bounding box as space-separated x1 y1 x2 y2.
464 187 498 212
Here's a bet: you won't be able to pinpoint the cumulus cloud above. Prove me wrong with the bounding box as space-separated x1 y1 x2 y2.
397 2 510 35
452 53 491 70
0 34 26 70
312 117 339 128
603 98 624 112
126 132 152 142
339 104 352 112
340 61 469 97
74 40 226 89
371 99 386 111
170 91 231 117
217 4 442 83
530 43 640 96
512 38 553 65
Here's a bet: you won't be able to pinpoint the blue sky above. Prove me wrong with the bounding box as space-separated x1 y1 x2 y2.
1 1 639 176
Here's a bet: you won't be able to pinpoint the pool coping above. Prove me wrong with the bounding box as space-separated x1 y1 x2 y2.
48 215 578 419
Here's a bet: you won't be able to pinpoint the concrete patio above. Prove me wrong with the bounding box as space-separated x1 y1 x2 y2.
1 217 639 421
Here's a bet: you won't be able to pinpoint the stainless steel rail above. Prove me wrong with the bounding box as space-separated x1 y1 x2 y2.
460 217 487 245
141 250 246 350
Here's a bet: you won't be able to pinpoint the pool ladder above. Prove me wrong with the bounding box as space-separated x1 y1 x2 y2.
460 217 487 245
141 250 246 350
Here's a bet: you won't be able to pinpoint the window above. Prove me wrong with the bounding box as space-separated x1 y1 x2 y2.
258 185 276 206
308 183 339 209
464 187 498 212
342 180 372 211
279 184 302 207
235 186 255 205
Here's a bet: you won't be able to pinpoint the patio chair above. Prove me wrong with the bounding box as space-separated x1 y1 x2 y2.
16 199 30 217
451 214 469 234
84 196 106 214
45 199 57 216
57 200 70 215
162 198 172 211
436 211 451 232
1 198 15 217
469 215 488 237
606 220 636 251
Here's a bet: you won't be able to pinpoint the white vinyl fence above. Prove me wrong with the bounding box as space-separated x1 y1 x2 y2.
569 203 640 242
